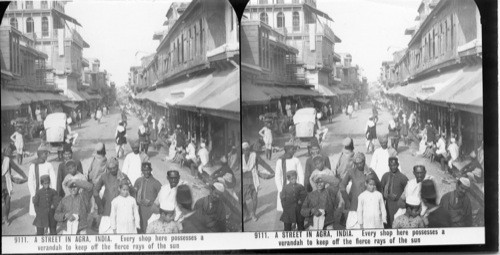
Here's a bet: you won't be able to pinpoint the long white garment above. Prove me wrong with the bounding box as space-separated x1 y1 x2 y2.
197 148 210 174
186 143 196 161
370 148 390 180
28 162 56 216
357 190 386 229
122 153 142 186
110 195 140 234
259 127 273 147
274 157 304 212
396 176 433 218
436 138 447 155
346 211 360 229
66 214 79 234
2 157 13 196
242 152 259 190
447 143 460 168
150 181 186 223
311 209 326 230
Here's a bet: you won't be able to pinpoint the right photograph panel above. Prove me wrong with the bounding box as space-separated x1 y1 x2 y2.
241 0 484 232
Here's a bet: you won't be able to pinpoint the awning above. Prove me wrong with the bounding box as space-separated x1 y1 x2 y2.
1 89 22 110
316 84 337 97
285 86 321 97
66 89 86 102
52 9 82 27
303 4 333 21
176 68 240 120
242 82 272 105
314 98 330 104
426 65 482 114
413 68 465 101
63 102 78 109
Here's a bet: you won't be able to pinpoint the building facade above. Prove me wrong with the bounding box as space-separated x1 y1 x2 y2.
3 0 93 104
244 0 342 96
385 0 482 155
132 0 240 160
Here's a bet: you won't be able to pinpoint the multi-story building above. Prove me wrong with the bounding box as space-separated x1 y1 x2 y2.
385 0 482 155
1 24 70 136
133 0 240 161
241 18 321 130
3 0 91 104
244 0 342 96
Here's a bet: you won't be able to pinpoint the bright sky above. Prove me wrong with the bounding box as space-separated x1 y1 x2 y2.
64 0 421 86
318 0 421 82
65 0 181 87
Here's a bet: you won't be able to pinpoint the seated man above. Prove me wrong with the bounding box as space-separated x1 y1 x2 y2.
461 142 484 183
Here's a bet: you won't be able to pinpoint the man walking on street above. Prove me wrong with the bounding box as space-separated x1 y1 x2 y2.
134 162 162 233
122 140 149 186
275 142 304 213
340 152 380 229
93 157 133 234
28 145 57 217
304 139 331 193
380 157 408 227
153 170 185 223
370 135 395 180
334 137 355 181
242 142 261 222
85 142 107 230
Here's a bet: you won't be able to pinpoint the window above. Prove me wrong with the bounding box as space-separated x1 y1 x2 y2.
9 1 17 9
41 1 48 8
10 18 18 29
194 25 198 57
181 34 184 63
293 12 300 31
260 12 268 25
277 12 285 28
26 1 33 9
26 18 34 33
42 17 49 37
292 0 300 3
259 0 268 4
276 0 284 3
199 19 203 56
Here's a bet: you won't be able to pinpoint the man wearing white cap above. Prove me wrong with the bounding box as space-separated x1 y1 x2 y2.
435 132 448 172
28 145 56 216
439 177 472 227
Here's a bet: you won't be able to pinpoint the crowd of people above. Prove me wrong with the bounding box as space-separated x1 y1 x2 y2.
243 97 481 231
1 101 241 234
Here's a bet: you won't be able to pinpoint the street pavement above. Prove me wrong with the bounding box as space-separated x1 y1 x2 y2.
244 102 462 232
2 107 210 235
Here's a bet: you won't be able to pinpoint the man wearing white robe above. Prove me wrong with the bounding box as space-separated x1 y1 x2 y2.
370 136 395 180
28 146 56 216
150 170 185 224
275 143 304 212
122 140 148 186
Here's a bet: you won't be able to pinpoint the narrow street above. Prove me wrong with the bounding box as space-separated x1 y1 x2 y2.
244 102 459 232
2 107 210 235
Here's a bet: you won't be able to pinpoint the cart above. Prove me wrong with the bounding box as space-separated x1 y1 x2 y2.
41 112 69 160
292 107 318 149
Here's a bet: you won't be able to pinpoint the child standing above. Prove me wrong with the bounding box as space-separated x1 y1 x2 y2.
110 181 140 234
392 196 425 228
32 175 60 235
357 177 386 229
309 156 336 191
280 170 307 231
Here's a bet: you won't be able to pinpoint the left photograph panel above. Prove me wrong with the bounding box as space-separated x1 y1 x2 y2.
1 0 241 235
